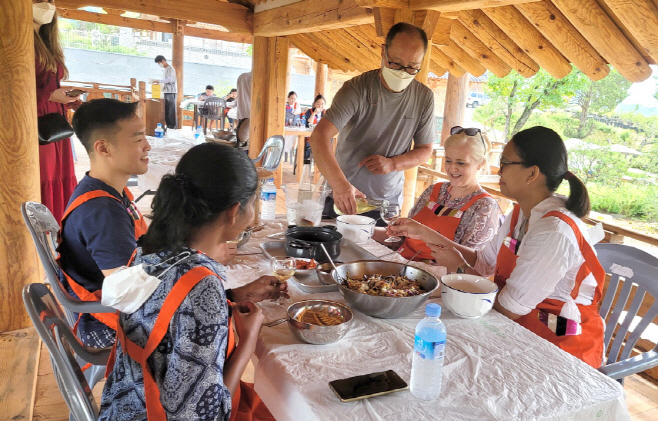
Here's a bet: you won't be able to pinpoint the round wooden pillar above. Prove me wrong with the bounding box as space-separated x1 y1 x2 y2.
0 0 41 331
441 72 470 144
314 63 328 97
172 19 185 129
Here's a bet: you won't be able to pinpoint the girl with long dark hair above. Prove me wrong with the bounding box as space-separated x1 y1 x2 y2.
391 126 605 368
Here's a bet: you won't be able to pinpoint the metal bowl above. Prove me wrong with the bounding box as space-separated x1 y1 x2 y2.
315 263 335 285
210 129 236 141
287 300 353 344
331 261 439 319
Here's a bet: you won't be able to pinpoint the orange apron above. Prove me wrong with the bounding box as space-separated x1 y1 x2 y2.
494 205 605 368
400 183 492 260
106 266 273 421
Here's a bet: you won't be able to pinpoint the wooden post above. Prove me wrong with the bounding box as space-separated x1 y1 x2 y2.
0 0 41 331
172 19 185 129
249 36 289 188
138 80 147 127
314 63 329 96
441 73 469 145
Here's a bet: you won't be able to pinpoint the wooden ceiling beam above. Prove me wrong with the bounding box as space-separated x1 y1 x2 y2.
184 26 253 44
253 0 374 37
450 20 511 77
56 0 252 34
309 31 375 73
335 29 382 67
515 1 609 81
357 0 543 11
432 17 454 46
482 5 571 79
429 59 447 78
458 9 538 77
288 34 355 72
551 0 651 83
373 7 396 37
431 45 466 76
599 0 658 65
438 39 487 76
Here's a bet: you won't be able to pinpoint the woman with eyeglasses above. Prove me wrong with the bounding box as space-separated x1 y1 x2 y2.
390 126 605 368
376 126 501 260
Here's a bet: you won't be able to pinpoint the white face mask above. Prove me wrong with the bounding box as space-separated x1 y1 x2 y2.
33 3 56 26
158 62 164 68
381 66 416 92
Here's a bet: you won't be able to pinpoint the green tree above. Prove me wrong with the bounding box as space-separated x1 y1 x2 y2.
483 67 584 140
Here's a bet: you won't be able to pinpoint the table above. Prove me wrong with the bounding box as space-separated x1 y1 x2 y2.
284 127 313 183
137 131 196 193
180 99 205 128
224 221 630 421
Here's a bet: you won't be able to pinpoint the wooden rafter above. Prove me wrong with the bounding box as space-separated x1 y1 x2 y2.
596 0 655 65
308 31 375 73
481 6 571 79
451 20 511 77
253 0 374 37
356 0 543 11
56 0 253 34
438 39 487 76
373 7 396 37
288 34 356 72
431 45 466 76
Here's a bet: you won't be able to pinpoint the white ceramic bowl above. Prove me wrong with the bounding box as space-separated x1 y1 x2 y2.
440 274 499 319
335 215 376 244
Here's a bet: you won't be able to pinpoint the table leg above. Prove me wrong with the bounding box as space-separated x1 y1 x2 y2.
295 135 305 183
193 105 198 128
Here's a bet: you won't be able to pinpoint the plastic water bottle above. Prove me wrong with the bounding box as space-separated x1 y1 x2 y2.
260 179 277 220
194 125 204 144
154 123 165 147
410 303 447 400
301 116 307 127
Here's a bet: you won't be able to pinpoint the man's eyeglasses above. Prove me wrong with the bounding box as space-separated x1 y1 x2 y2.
450 126 486 150
499 160 527 172
384 50 421 75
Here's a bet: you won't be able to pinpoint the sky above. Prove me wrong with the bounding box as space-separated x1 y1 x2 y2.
618 65 658 111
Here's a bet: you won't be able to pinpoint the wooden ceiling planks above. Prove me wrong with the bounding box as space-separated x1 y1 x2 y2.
438 39 487 76
600 0 658 65
458 9 538 77
288 34 356 73
306 32 372 72
431 45 466 76
450 20 512 77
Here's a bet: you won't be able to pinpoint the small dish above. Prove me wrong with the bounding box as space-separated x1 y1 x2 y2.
294 258 318 276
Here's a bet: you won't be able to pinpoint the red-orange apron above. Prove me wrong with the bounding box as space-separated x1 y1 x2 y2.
57 188 148 331
399 183 492 260
106 266 273 421
494 205 605 368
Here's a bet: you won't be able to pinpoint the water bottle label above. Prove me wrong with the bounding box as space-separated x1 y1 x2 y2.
414 336 445 360
261 192 276 200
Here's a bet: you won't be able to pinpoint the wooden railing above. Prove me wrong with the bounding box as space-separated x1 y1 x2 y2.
65 78 139 102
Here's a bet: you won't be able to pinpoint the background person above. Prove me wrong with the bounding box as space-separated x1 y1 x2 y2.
224 88 238 130
285 91 302 126
154 55 177 129
33 0 81 221
197 84 216 101
309 23 435 223
304 94 326 127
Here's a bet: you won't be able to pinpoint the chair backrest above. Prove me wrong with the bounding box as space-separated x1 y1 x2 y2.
23 283 101 421
252 135 285 172
203 97 226 120
21 202 114 318
596 243 658 366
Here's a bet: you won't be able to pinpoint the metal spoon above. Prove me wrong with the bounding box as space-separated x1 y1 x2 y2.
319 243 346 284
264 318 287 327
399 249 422 276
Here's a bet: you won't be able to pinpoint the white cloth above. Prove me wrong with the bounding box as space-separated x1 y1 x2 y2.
236 71 252 120
474 196 598 322
159 65 177 93
101 264 162 314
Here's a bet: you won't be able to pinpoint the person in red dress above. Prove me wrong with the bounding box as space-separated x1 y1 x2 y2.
33 0 81 221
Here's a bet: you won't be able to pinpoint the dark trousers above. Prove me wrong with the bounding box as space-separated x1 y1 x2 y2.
323 197 388 227
164 93 177 129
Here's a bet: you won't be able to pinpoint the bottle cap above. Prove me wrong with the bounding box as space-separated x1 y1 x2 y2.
426 303 441 317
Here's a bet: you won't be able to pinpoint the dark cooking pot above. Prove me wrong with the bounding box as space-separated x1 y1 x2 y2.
285 226 342 262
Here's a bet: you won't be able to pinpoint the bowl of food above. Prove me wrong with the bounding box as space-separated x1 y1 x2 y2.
294 258 318 276
315 263 335 285
331 261 439 318
440 274 499 319
287 300 353 344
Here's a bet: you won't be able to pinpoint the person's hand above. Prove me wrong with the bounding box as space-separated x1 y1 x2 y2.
359 155 396 175
67 99 83 111
332 183 366 215
427 243 467 272
388 218 432 240
231 301 264 345
49 88 80 104
231 276 288 303
211 242 237 265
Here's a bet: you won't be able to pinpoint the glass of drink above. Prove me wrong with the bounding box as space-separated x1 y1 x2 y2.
226 231 245 264
270 257 295 306
381 205 401 243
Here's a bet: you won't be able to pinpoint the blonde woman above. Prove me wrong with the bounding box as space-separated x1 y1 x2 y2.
33 0 82 221
382 127 501 260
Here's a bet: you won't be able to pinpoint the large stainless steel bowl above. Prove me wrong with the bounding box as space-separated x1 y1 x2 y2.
331 261 439 318
287 300 353 344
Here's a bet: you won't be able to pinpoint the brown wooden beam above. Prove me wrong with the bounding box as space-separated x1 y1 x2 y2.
432 17 454 46
314 62 329 97
184 26 253 44
56 0 253 34
451 20 511 77
0 0 41 331
289 34 355 72
441 73 469 144
438 39 487 76
431 45 465 76
458 9 538 77
306 32 373 73
482 5 571 79
409 0 541 11
172 20 185 129
373 7 396 37
550 0 651 82
515 1 609 81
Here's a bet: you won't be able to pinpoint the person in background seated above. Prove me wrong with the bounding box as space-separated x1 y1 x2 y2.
304 94 325 128
285 91 301 126
198 84 216 101
99 142 276 421
224 88 238 130
390 126 605 368
376 127 501 259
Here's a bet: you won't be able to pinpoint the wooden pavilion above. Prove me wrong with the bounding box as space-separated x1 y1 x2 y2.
3 0 658 339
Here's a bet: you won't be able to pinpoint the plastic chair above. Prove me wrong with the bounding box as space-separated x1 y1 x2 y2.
24 283 111 421
251 135 285 172
21 202 116 327
595 243 658 381
201 97 226 134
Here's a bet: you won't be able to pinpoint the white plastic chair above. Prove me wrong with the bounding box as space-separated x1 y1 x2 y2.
595 243 658 381
23 283 110 421
251 135 285 172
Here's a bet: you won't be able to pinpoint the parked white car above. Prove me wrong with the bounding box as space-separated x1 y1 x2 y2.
467 92 490 108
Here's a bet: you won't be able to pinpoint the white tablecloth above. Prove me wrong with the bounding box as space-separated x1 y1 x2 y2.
138 131 197 191
223 222 630 421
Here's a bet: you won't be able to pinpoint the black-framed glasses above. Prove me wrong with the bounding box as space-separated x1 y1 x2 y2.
499 160 527 172
384 50 421 75
450 126 486 150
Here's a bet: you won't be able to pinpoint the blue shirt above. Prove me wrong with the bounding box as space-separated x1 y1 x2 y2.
58 174 138 347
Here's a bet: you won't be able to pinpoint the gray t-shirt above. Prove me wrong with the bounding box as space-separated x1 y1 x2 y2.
324 69 435 206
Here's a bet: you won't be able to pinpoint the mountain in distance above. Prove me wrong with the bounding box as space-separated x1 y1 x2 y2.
615 103 658 116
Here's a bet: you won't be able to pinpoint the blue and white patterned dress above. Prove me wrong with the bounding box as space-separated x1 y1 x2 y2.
99 248 233 421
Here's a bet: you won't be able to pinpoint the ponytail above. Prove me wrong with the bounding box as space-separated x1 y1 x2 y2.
563 171 591 218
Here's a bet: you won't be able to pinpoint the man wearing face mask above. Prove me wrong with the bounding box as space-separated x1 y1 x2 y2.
153 55 177 129
310 23 435 222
